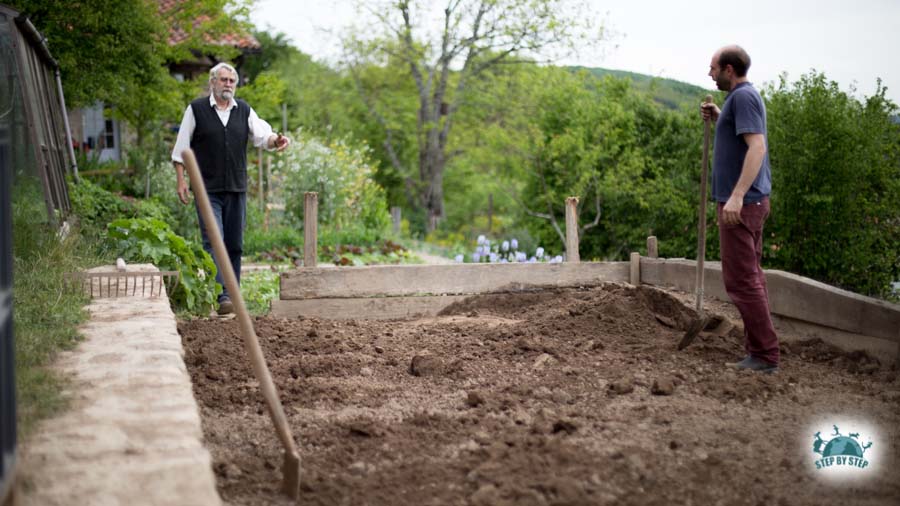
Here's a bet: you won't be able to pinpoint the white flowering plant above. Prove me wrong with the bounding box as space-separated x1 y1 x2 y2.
280 130 391 243
457 235 561 264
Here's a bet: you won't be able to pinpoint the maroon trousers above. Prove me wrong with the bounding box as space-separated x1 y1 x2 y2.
717 197 779 365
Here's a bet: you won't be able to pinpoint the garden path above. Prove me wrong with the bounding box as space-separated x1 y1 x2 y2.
14 264 221 506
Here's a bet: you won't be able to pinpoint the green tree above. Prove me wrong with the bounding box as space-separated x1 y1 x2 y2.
15 0 250 148
497 66 707 260
764 72 900 298
240 33 377 152
343 0 605 231
241 29 296 84
238 71 287 126
280 131 392 243
439 62 546 238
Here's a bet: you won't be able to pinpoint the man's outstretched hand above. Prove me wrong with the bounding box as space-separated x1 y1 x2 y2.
272 133 291 152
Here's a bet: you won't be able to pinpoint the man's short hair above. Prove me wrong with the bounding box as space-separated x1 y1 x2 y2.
209 62 238 84
718 46 751 77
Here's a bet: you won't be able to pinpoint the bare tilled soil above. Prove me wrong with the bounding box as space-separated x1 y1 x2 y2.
179 283 900 506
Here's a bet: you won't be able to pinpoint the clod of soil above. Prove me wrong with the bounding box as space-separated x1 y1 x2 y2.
651 376 676 395
465 391 486 407
409 354 443 376
609 379 635 395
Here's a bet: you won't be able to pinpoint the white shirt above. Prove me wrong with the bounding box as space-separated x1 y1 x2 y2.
171 94 276 164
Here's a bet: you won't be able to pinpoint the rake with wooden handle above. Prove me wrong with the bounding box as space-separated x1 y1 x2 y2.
678 95 714 351
182 149 301 500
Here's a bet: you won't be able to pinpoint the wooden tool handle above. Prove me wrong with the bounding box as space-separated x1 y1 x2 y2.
695 95 714 312
181 149 299 457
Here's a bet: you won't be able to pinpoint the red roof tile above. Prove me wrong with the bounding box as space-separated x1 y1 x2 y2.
159 0 260 50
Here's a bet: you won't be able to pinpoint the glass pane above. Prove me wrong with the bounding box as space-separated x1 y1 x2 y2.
1 13 44 222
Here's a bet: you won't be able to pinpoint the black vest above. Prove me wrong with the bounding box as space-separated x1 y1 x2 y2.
189 97 251 192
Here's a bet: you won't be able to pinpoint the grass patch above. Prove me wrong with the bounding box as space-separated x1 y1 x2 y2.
13 193 100 436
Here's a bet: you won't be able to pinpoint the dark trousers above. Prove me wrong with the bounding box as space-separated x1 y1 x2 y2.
196 191 246 302
717 197 779 365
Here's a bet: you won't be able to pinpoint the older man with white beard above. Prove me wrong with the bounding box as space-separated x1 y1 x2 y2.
171 62 290 315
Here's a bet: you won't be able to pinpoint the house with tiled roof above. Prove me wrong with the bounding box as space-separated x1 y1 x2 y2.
71 0 260 163
159 0 260 83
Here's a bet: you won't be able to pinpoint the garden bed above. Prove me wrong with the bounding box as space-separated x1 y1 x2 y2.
179 284 900 506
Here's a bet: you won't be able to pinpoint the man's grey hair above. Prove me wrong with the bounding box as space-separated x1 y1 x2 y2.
209 62 238 84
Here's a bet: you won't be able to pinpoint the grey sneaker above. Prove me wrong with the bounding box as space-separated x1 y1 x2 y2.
727 355 778 374
217 297 234 315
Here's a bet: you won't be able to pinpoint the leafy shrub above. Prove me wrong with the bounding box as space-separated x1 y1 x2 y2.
107 218 219 313
244 225 303 258
67 177 135 233
68 159 200 246
319 221 387 248
73 152 132 194
139 160 200 242
518 71 703 261
281 131 391 243
240 268 281 316
764 73 900 298
134 197 174 224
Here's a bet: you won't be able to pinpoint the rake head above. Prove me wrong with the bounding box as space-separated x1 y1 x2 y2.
64 270 180 299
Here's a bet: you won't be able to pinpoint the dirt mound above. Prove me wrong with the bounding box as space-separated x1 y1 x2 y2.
785 337 885 374
179 283 900 506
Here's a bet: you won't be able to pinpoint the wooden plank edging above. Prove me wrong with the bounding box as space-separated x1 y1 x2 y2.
280 262 630 300
640 257 900 343
277 259 899 344
271 295 470 320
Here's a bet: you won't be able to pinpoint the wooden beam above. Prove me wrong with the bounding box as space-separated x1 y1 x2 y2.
271 295 471 320
565 197 580 262
280 262 630 300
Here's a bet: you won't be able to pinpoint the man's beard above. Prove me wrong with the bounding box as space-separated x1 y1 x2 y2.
715 75 731 91
220 90 234 100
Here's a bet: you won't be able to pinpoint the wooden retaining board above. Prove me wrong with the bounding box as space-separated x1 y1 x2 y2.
280 262 631 300
275 259 899 345
270 295 470 320
640 257 900 344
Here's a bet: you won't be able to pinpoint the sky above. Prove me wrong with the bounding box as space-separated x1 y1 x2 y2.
250 0 900 104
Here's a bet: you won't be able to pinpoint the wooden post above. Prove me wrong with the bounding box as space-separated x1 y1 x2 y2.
647 236 658 259
391 206 401 235
265 155 272 205
630 252 641 285
565 197 580 263
488 193 493 232
304 192 318 268
258 146 264 212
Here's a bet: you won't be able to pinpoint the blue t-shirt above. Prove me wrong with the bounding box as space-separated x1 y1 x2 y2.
711 82 771 203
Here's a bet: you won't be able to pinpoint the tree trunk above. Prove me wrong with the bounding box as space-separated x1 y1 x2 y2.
424 160 444 231
420 119 447 232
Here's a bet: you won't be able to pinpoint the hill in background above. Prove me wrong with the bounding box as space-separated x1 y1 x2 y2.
572 66 709 110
